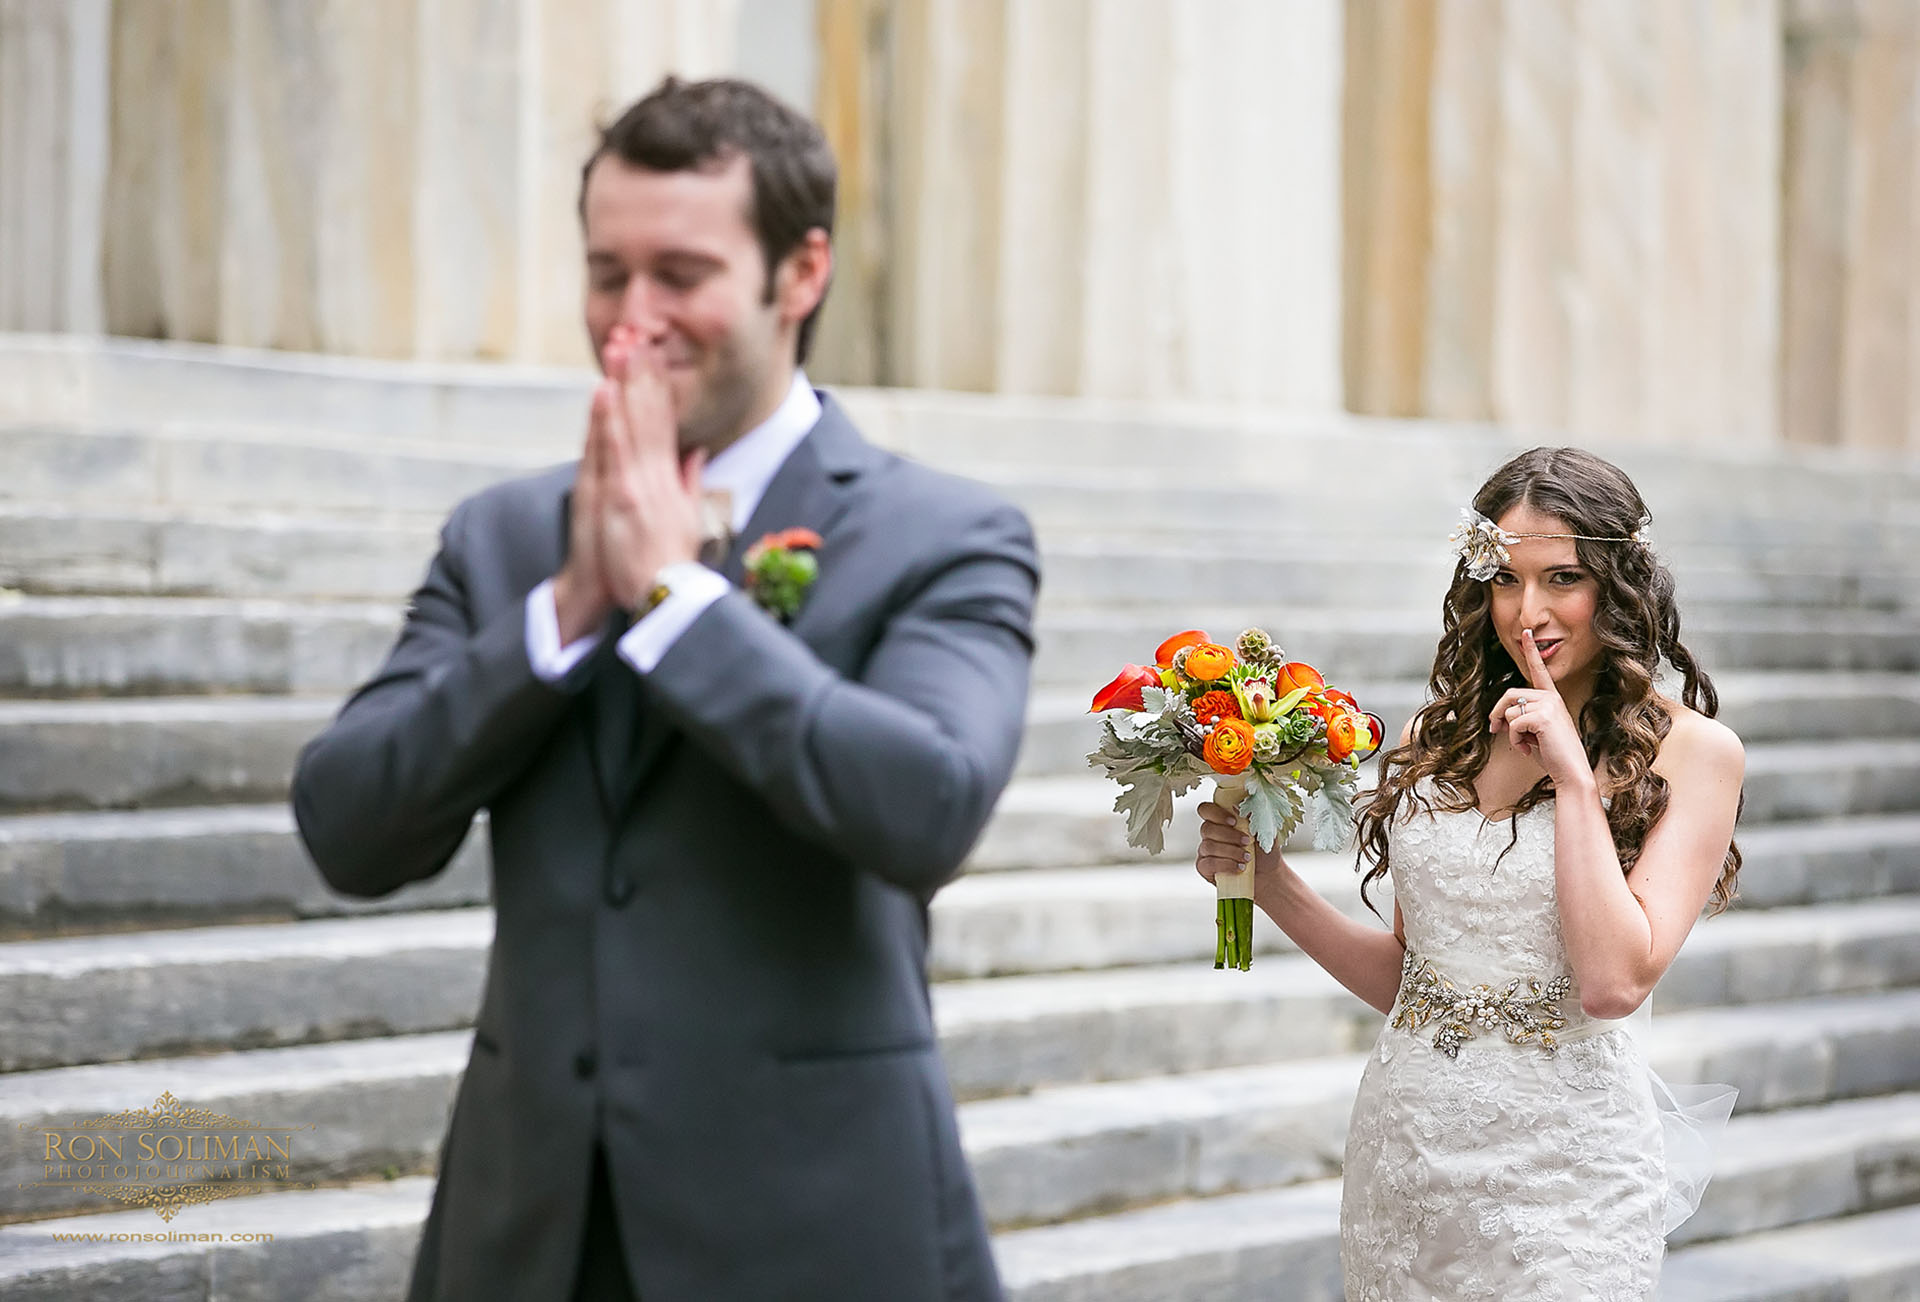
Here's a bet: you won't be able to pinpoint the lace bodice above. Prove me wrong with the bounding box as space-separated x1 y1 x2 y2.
1390 789 1571 985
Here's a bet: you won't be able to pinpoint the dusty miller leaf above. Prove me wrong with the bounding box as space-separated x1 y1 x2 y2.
1311 771 1359 852
1242 767 1305 852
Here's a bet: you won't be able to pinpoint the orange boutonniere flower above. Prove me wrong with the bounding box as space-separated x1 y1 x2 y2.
743 528 823 622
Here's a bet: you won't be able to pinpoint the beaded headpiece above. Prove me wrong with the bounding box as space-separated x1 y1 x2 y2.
1448 507 1650 581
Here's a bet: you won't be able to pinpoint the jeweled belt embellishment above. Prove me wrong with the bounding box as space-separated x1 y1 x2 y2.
1390 950 1574 1058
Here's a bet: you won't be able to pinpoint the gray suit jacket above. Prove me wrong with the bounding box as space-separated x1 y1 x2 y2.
291 394 1038 1301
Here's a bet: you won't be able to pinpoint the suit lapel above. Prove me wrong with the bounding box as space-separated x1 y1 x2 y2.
608 394 873 821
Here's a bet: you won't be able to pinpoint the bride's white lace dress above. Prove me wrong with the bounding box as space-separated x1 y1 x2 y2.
1340 790 1667 1300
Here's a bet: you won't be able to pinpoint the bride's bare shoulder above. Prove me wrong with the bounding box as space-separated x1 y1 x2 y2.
1651 697 1744 784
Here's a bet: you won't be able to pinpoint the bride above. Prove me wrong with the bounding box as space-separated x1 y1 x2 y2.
1196 447 1744 1298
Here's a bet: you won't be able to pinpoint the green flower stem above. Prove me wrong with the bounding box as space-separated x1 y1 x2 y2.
1215 901 1228 970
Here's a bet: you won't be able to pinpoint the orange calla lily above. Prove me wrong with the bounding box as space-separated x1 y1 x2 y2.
1155 629 1211 667
1089 663 1161 713
1274 661 1325 694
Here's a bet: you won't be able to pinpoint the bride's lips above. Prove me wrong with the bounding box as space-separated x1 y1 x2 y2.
1533 637 1563 660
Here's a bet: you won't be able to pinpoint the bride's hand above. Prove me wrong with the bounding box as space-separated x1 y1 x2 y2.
1195 801 1257 885
1488 628 1594 788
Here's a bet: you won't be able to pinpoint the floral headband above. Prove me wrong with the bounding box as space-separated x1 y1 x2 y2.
1448 507 1650 581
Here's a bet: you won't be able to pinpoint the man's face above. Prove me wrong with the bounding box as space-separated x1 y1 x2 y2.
582 152 785 452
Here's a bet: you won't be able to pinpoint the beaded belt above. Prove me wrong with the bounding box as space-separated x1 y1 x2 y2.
1389 949 1574 1058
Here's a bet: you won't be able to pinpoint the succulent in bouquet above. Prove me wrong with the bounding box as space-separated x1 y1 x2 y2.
1087 627 1384 970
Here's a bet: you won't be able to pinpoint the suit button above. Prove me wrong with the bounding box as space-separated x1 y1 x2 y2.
605 876 635 907
574 1050 597 1079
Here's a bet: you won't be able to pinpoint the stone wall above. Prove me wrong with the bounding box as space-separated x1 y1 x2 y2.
3 0 1918 450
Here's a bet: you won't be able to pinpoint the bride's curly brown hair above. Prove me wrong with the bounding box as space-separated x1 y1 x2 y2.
1355 447 1740 914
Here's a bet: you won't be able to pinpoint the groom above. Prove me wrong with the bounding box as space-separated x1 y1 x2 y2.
292 77 1036 1301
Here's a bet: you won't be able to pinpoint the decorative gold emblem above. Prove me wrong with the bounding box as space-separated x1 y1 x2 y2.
20 1090 316 1221
1390 950 1574 1058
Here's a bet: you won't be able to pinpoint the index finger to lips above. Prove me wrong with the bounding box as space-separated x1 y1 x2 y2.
1520 629 1557 692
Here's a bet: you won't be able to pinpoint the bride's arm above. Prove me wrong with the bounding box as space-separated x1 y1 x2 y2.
1545 713 1743 1018
1197 802 1406 1014
1495 631 1744 1019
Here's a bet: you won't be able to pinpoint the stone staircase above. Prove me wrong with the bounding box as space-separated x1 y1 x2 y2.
1 335 1919 1300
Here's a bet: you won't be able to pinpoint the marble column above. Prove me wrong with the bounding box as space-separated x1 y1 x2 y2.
0 0 110 335
1347 0 1782 446
1783 0 1920 452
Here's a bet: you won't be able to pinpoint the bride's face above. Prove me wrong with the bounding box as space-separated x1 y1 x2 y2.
1487 504 1603 695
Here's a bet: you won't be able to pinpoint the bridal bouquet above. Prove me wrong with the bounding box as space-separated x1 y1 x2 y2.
1088 628 1384 970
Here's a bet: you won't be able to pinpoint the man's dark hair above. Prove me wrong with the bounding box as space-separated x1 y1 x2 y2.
581 77 837 364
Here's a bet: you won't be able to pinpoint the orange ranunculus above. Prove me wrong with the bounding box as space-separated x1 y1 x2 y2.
1326 713 1361 761
1192 689 1242 727
1362 712 1386 750
1183 643 1237 682
766 527 823 551
1090 663 1161 713
1155 629 1211 667
1323 688 1357 712
1204 718 1257 774
1274 661 1325 695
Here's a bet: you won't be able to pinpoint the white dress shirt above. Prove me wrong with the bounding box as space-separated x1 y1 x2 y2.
523 370 822 681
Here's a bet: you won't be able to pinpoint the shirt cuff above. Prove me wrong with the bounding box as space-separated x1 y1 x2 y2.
525 578 603 682
616 561 730 674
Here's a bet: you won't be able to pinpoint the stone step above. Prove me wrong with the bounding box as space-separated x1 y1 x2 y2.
5 986 1913 1229
0 596 399 698
0 910 492 1073
1659 1204 1920 1300
0 333 592 451
6 593 1916 699
7 790 1912 946
4 1100 1914 1300
0 697 336 812
26 889 1917 1081
0 1032 471 1224
6 666 1910 814
1036 538 1913 614
1035 605 1920 687
10 336 1918 520
929 860 1359 980
1652 896 1920 1011
0 1175 434 1302
933 912 1920 1101
0 420 555 515
0 804 489 939
981 736 1920 878
971 1041 1920 1241
0 503 439 600
5 500 1907 613
995 1180 1920 1302
3 418 1912 566
1021 671 1920 777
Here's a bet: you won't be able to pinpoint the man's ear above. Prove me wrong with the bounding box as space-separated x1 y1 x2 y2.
776 229 832 326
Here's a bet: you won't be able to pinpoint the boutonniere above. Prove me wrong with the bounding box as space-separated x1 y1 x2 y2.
743 528 822 622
